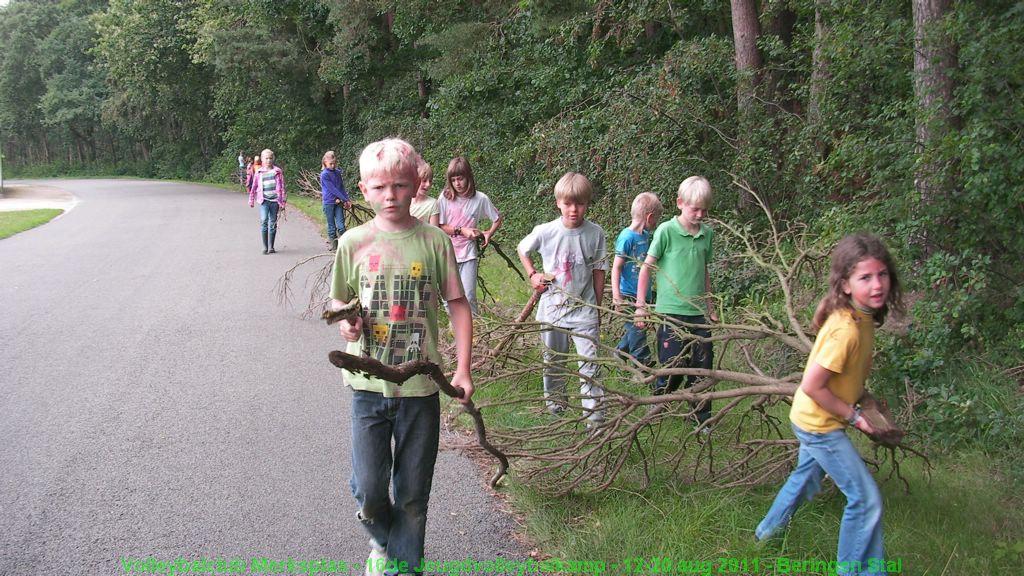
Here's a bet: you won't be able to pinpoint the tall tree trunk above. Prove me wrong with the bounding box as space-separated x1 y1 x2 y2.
109 132 119 163
86 126 97 162
731 0 763 210
416 70 429 119
809 3 833 161
912 0 958 251
731 0 762 113
809 2 831 129
761 2 796 107
644 20 659 39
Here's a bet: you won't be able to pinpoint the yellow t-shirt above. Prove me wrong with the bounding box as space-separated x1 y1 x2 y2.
790 309 875 433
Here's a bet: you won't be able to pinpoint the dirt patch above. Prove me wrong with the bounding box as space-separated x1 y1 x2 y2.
1 184 73 201
0 184 77 212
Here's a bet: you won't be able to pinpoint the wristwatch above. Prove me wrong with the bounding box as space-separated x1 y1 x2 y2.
453 226 462 237
846 406 863 426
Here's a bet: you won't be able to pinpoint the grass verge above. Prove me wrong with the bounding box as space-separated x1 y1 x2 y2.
506 450 1024 574
0 209 64 240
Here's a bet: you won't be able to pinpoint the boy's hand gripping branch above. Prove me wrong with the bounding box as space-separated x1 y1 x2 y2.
321 298 364 325
327 350 509 488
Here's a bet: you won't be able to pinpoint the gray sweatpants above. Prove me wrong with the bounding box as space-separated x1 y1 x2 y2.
541 324 604 423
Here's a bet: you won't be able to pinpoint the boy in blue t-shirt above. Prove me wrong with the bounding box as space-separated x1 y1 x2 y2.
611 192 663 366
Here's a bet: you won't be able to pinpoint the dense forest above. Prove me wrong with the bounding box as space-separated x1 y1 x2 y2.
1 0 1022 459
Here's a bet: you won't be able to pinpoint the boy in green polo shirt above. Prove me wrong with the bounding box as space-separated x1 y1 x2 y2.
634 176 718 425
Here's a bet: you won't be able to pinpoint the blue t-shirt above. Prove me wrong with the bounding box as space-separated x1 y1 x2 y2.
615 227 651 300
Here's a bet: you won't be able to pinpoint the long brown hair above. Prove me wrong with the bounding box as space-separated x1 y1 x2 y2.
811 233 904 332
442 156 476 200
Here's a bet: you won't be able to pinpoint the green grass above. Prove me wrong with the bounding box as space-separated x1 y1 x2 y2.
0 209 63 240
289 194 327 231
505 450 1024 574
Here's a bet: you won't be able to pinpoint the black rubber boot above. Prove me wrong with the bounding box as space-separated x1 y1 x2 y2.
331 237 338 251
268 230 276 254
261 230 269 254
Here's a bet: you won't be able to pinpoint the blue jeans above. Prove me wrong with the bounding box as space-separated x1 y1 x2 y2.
756 424 886 576
654 314 712 422
350 391 440 575
323 202 346 239
617 322 651 366
259 201 280 233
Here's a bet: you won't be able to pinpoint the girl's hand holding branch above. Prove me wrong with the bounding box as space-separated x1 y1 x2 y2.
481 229 495 248
852 410 877 435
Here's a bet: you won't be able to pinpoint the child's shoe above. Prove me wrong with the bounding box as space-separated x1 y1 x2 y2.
364 541 387 576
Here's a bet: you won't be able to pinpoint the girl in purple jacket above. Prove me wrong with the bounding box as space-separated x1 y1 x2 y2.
320 150 351 251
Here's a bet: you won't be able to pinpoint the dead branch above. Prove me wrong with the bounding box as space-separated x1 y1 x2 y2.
327 351 509 488
479 238 526 282
274 253 336 316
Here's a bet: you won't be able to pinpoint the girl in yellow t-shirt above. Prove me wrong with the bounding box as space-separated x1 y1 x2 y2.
756 234 904 576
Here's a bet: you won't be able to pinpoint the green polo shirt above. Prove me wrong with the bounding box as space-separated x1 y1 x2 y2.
647 218 713 316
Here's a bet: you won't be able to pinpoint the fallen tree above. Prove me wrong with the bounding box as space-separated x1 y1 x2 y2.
280 182 929 496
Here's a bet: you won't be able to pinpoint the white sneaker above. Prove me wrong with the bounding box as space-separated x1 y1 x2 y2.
365 541 387 576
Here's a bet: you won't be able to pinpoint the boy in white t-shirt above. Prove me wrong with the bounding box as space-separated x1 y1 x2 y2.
517 172 608 425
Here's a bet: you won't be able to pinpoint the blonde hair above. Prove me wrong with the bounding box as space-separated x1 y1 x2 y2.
417 159 432 182
631 192 663 220
322 150 336 170
553 172 593 204
358 138 419 181
677 176 712 207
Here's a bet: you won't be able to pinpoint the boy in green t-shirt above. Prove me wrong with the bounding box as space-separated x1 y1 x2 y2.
634 176 718 425
329 138 474 576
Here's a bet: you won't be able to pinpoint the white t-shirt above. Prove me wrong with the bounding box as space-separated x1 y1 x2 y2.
438 191 501 263
518 219 608 328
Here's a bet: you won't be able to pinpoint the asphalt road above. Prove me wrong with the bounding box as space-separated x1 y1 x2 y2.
0 179 526 575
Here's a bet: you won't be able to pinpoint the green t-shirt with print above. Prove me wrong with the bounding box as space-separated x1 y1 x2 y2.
330 220 464 397
647 218 713 316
